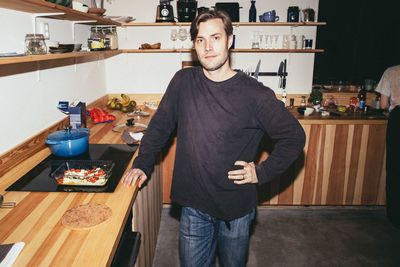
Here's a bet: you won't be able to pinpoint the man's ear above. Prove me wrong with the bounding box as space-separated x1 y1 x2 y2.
228 34 234 49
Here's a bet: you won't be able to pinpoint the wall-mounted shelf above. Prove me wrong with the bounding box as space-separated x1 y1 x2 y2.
123 49 324 53
0 0 121 25
0 50 122 65
121 22 326 27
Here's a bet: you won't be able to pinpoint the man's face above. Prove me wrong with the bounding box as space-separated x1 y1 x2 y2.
194 18 233 72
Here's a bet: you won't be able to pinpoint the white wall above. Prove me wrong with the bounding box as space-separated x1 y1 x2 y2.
105 0 319 95
0 8 106 155
0 0 319 155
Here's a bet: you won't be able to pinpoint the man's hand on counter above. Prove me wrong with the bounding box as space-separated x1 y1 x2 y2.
121 168 147 188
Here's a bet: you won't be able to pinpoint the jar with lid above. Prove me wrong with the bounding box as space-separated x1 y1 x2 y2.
25 34 47 55
300 96 307 106
105 26 118 50
89 26 105 51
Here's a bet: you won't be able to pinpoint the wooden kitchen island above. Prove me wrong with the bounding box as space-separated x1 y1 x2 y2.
0 100 161 267
162 108 388 206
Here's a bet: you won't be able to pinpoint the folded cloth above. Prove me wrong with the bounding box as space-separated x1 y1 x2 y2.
0 242 25 267
122 130 143 144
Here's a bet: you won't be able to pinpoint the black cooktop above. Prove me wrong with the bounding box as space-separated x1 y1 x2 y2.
6 144 138 193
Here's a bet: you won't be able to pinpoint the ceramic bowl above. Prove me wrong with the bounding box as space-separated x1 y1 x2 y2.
72 1 89 13
297 107 314 116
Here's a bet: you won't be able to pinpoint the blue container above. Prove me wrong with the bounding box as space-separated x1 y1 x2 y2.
45 128 90 157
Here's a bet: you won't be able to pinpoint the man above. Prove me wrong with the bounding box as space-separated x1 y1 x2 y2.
122 10 305 267
375 65 400 229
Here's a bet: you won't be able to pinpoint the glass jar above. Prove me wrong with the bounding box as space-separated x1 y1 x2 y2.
89 26 105 51
105 26 118 50
25 34 47 55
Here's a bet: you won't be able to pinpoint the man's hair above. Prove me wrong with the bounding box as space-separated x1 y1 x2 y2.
190 10 233 41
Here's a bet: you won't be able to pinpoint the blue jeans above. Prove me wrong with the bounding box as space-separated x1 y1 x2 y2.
179 206 255 267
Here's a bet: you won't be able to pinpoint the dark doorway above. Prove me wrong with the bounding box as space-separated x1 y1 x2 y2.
313 1 400 85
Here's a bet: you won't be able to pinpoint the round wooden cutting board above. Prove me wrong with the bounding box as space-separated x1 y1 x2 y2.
61 203 112 230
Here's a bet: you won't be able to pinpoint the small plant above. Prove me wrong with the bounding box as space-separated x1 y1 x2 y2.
308 90 323 104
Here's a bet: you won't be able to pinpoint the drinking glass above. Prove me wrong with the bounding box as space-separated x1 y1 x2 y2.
170 29 177 49
178 28 187 49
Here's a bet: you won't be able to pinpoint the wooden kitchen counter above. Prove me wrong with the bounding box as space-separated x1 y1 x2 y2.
161 106 388 206
0 106 159 267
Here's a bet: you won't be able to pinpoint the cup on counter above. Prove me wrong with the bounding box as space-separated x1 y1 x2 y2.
304 39 313 49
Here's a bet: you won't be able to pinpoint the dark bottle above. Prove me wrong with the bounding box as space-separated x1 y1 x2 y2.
358 88 367 110
249 1 256 22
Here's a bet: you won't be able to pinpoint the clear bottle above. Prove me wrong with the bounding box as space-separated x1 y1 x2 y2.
25 34 47 55
300 96 307 106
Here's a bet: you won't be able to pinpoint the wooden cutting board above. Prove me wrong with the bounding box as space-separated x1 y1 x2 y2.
61 203 112 230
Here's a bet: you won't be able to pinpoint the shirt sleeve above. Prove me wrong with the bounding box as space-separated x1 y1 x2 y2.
375 69 391 97
131 72 181 176
254 88 306 184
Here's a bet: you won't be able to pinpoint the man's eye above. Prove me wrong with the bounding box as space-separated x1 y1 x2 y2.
196 39 203 43
213 36 220 40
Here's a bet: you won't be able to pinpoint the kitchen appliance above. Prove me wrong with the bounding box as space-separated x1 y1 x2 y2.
302 8 315 22
197 6 209 15
45 127 90 157
215 2 240 22
6 144 137 193
177 0 197 22
156 0 175 22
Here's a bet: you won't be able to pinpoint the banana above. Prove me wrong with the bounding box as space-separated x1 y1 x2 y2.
121 94 130 106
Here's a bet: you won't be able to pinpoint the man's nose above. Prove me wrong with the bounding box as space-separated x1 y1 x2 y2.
205 39 213 51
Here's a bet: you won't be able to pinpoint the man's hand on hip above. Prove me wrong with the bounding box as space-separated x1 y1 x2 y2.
121 168 147 188
228 161 258 184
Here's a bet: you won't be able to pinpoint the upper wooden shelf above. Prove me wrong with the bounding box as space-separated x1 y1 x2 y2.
121 22 326 27
0 0 121 25
0 50 122 65
123 48 325 53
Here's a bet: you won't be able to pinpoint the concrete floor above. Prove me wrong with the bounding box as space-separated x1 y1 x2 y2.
152 206 400 267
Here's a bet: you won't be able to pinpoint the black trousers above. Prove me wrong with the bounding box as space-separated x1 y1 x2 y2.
386 106 400 228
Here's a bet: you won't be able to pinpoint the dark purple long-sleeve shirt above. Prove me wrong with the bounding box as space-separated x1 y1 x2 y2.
132 67 305 220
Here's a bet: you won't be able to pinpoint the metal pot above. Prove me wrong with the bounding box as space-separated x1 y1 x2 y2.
45 127 90 157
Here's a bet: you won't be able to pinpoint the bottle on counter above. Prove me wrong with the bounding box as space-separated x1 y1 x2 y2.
357 88 367 111
300 95 306 106
281 90 287 106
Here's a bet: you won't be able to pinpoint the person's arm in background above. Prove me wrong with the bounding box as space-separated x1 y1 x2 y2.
380 94 390 110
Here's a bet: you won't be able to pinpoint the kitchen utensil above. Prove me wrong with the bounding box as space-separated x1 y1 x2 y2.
254 59 261 80
282 59 287 89
112 118 148 133
215 2 241 22
127 109 150 117
177 0 197 22
278 61 283 88
156 0 175 22
0 194 16 208
45 127 90 157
